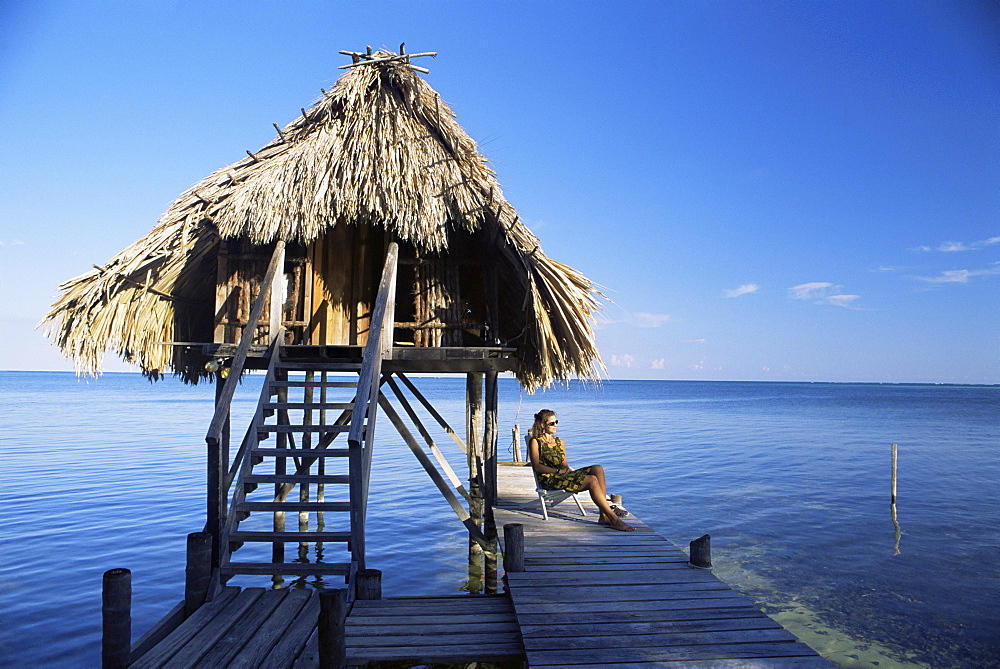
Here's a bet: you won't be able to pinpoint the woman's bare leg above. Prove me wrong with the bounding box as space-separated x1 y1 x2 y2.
580 473 633 531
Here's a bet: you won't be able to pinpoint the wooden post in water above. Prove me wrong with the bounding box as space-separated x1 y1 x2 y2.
356 568 382 600
689 534 712 569
891 443 898 504
503 523 524 572
511 424 521 462
484 371 499 594
208 380 231 569
185 531 212 616
466 373 484 595
318 588 347 669
102 568 131 669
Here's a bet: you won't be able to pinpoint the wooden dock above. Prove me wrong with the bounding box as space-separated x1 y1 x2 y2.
130 590 523 667
128 461 830 667
493 461 830 667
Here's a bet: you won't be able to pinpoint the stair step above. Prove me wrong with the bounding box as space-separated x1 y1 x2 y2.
265 402 354 411
237 502 352 512
229 531 351 542
270 380 358 388
244 474 350 485
251 448 350 458
257 425 352 434
221 561 353 576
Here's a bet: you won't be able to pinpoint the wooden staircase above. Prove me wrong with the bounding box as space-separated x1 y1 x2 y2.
220 359 367 584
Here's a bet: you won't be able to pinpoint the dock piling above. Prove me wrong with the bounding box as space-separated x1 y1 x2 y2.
891 443 898 504
185 531 212 616
101 568 131 669
356 568 382 600
689 533 712 569
318 588 347 669
503 523 524 572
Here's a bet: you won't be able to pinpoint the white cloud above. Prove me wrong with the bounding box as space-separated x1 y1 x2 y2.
826 294 860 307
913 263 1000 284
0 240 24 248
630 312 672 328
914 236 1000 253
789 282 860 308
724 283 759 298
650 358 665 369
789 282 834 300
683 338 706 344
610 354 635 368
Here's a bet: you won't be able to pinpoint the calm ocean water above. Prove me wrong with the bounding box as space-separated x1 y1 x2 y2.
1 372 997 667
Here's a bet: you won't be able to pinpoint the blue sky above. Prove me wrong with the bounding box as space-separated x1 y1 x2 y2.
1 1 997 383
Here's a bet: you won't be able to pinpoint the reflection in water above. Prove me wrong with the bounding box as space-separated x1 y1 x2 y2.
891 501 902 556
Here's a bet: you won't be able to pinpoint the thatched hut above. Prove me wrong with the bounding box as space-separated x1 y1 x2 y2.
43 49 603 391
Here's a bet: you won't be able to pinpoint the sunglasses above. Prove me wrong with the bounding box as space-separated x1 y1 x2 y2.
546 420 559 426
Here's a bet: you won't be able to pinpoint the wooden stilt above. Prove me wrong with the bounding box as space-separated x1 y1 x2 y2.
102 568 131 669
483 371 499 593
466 373 484 594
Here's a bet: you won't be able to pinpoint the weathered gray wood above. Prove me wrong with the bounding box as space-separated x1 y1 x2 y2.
376 393 488 544
192 589 287 668
347 620 521 634
227 588 312 668
318 588 347 669
503 523 524 572
257 424 351 433
162 588 264 668
228 530 350 542
690 533 713 568
526 641 824 665
251 447 349 458
514 607 771 627
493 463 827 667
237 501 351 512
131 587 240 668
345 643 524 664
184 532 212 617
102 568 131 669
221 561 352 576
245 474 350 485
384 375 470 500
355 568 382 600
580 660 830 669
521 627 799 652
261 590 321 667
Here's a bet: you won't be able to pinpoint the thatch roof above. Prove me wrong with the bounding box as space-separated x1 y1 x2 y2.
42 49 604 390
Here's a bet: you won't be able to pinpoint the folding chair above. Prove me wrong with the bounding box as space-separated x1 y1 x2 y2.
533 469 588 520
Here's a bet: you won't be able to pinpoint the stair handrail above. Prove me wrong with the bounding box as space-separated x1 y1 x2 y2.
206 240 286 446
347 242 398 569
205 240 286 566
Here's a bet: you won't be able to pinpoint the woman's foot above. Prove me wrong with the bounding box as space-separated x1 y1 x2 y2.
598 513 636 532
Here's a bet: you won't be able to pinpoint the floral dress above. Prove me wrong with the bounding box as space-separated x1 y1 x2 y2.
535 436 594 493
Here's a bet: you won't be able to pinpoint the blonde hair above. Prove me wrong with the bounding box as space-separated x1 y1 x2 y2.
529 409 557 439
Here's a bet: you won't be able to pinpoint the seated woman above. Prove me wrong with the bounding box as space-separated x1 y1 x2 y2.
527 409 634 532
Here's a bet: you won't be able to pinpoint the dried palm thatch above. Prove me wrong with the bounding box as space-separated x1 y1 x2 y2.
42 50 605 390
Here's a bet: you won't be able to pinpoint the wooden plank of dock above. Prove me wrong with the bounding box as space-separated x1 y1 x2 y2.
344 595 524 666
131 589 524 668
494 461 831 667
